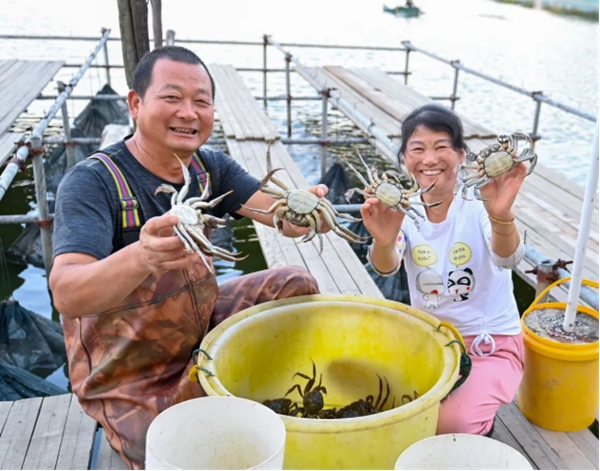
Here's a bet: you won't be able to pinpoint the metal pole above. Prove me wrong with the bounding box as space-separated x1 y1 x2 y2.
450 61 460 111
321 89 329 179
31 154 53 277
101 27 111 85
263 34 268 107
534 260 556 302
166 29 175 46
403 47 410 85
58 81 76 168
563 124 599 332
0 214 49 224
266 37 402 168
531 98 542 151
285 52 292 138
0 29 111 202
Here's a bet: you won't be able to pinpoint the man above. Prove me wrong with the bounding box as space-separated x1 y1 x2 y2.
49 46 325 469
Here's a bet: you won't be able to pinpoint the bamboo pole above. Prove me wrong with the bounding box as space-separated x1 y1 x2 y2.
117 0 150 88
152 0 163 49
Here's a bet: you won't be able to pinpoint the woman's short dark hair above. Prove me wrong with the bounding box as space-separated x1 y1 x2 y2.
398 104 468 161
132 46 216 100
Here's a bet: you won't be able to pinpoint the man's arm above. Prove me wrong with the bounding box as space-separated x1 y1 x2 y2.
50 215 197 318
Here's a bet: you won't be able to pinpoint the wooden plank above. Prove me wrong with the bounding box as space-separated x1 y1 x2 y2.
0 402 13 435
567 429 599 468
0 132 23 167
0 397 42 470
0 60 63 135
55 395 97 470
536 427 596 470
95 429 128 470
496 402 564 469
491 417 537 469
22 394 71 470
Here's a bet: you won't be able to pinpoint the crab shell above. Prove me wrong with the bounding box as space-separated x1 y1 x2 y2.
169 204 198 225
481 150 517 178
374 181 404 208
285 190 320 226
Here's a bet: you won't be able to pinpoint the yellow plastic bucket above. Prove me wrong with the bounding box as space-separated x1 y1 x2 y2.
517 277 599 431
195 294 464 470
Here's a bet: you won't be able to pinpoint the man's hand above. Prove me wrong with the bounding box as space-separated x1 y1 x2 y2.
138 215 199 275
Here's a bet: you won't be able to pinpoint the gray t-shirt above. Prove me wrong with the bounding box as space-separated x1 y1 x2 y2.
53 140 260 260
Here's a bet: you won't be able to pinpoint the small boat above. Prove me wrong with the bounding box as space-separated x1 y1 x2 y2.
383 3 420 17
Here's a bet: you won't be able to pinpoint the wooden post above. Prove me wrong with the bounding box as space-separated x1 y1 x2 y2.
152 0 163 49
117 0 150 89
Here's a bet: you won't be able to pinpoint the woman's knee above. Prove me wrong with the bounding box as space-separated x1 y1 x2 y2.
437 399 494 435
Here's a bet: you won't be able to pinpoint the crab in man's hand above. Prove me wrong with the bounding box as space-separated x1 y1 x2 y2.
342 147 441 230
154 154 247 273
455 132 538 200
242 140 369 254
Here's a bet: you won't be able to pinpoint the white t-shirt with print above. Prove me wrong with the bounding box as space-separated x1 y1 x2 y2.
397 194 521 348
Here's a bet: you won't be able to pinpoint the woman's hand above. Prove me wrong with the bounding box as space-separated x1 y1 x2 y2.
360 197 405 246
479 162 527 220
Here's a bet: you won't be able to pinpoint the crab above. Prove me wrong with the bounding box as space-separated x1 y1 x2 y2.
154 154 247 273
262 397 300 416
242 141 369 254
342 148 441 230
455 132 538 200
335 374 394 418
285 360 328 418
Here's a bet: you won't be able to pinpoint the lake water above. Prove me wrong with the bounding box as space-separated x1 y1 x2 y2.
0 0 597 386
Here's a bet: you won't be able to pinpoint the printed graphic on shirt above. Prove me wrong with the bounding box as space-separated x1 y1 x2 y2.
411 244 444 309
415 269 444 309
447 242 475 302
447 267 475 301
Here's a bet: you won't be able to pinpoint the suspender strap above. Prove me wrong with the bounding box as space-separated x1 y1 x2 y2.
88 153 141 229
191 151 211 194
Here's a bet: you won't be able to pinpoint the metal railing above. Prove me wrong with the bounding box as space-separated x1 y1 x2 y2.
0 29 112 276
0 31 597 303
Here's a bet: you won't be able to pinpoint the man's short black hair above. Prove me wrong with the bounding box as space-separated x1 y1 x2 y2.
132 46 216 100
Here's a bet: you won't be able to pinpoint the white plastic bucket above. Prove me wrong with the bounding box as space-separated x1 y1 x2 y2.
394 434 533 470
146 396 286 470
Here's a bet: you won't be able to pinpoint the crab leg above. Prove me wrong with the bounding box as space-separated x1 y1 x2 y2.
320 197 362 222
175 224 213 273
242 198 286 216
341 154 372 189
187 189 233 207
187 225 247 262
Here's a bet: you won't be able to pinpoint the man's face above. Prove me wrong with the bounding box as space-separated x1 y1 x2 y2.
129 58 214 156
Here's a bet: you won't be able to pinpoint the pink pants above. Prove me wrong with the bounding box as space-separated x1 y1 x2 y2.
437 333 524 435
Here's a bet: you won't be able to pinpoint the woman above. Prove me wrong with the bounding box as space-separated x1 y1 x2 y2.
362 103 526 436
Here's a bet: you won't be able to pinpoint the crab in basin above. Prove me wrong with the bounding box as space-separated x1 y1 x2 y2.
242 141 369 254
335 374 395 419
455 132 538 200
285 360 328 418
342 148 441 230
154 154 247 273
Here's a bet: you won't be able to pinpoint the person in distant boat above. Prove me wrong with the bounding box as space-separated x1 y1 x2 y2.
361 103 526 437
49 46 328 470
406 0 414 7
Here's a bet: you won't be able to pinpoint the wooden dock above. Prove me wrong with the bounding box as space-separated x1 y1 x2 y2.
294 65 599 301
0 392 595 470
0 60 63 166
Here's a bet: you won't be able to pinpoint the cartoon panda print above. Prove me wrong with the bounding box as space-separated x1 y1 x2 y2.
447 267 475 302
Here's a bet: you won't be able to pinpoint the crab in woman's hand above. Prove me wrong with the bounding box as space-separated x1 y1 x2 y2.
154 154 247 273
342 147 441 230
242 140 369 254
455 132 538 200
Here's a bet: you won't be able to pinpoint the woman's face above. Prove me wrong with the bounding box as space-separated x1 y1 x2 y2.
402 125 465 199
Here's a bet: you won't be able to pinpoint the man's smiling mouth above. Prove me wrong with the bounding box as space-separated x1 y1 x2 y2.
170 127 197 135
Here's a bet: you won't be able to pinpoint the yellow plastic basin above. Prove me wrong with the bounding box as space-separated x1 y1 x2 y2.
198 294 461 469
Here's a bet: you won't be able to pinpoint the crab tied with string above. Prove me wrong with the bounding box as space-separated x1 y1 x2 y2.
342 147 441 230
242 140 369 253
154 154 247 273
455 132 538 200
